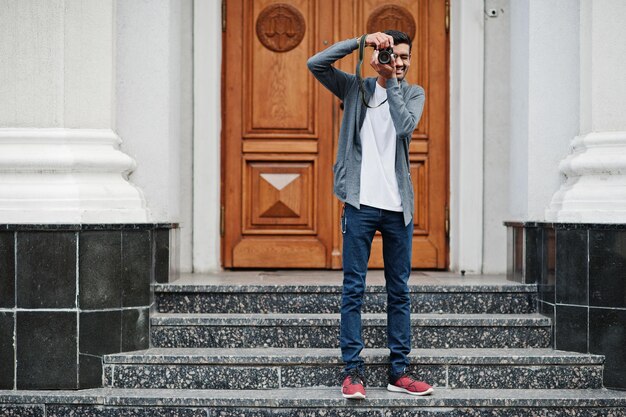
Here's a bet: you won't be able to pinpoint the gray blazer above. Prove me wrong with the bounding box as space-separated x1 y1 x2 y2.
307 38 425 226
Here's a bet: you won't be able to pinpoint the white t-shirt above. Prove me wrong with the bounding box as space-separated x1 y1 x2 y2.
358 82 403 212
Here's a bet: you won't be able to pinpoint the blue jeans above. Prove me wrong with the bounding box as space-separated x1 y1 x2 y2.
340 203 413 378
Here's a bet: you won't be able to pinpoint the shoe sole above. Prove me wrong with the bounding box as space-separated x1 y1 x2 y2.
342 391 366 400
387 384 434 396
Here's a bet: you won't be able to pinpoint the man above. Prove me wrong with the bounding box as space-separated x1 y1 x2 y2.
307 30 432 399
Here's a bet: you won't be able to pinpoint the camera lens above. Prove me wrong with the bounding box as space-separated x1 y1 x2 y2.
378 49 392 65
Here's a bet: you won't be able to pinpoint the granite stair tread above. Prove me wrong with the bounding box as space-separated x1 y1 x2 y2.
151 312 552 349
2 388 626 408
155 271 533 291
151 312 551 326
104 347 604 365
103 346 604 390
155 273 539 316
155 279 537 294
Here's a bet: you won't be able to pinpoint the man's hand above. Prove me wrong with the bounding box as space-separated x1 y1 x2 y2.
363 32 396 79
370 50 396 80
364 32 394 49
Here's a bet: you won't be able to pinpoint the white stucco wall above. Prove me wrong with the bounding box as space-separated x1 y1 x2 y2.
509 0 580 221
192 0 222 271
179 1 194 272
482 0 510 273
508 0 530 220
449 0 485 273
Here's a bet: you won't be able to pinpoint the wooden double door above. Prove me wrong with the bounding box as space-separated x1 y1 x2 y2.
222 0 449 269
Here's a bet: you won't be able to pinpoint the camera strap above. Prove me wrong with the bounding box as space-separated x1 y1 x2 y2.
356 35 387 109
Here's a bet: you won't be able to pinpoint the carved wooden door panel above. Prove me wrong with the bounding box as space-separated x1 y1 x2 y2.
223 0 335 267
223 0 448 269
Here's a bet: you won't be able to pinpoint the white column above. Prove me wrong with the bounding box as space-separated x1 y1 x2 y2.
449 0 485 273
483 0 511 273
509 0 580 221
115 0 189 224
0 0 149 223
192 0 222 271
546 0 626 222
0 129 147 223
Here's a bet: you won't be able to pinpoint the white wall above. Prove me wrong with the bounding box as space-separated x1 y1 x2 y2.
179 1 194 272
508 0 530 220
192 0 222 271
482 0 510 273
449 0 485 273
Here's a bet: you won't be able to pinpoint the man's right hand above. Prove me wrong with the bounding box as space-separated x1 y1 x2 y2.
364 32 394 50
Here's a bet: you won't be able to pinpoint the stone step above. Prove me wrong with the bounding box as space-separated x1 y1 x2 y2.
103 348 604 390
2 387 626 416
155 273 537 314
151 313 552 349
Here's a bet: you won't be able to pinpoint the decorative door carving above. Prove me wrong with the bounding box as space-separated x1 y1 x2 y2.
223 0 448 269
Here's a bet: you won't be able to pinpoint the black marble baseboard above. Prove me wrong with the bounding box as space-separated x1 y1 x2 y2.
0 224 176 390
506 221 626 390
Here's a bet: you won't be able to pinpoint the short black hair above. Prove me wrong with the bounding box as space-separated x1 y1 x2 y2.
384 30 412 52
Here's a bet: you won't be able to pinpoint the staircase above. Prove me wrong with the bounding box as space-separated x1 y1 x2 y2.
3 271 626 416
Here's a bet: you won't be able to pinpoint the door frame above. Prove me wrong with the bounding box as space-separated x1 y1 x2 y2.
191 0 485 272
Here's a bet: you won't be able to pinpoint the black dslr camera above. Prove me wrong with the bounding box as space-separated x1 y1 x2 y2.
377 47 395 65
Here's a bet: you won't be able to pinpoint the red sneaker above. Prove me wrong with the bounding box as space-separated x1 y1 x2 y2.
387 372 434 396
341 369 366 399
